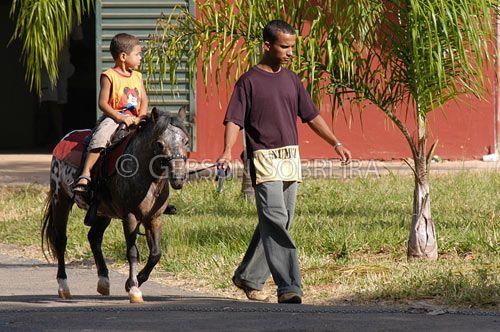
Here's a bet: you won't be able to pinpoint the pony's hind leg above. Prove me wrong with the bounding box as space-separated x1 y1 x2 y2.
54 194 73 299
87 216 111 295
42 174 74 300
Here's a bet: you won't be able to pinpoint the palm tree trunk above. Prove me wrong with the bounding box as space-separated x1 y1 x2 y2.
407 115 438 260
407 155 437 259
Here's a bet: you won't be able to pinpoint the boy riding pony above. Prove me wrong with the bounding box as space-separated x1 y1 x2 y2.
73 33 148 193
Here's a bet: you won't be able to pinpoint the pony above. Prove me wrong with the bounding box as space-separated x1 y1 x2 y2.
42 107 189 303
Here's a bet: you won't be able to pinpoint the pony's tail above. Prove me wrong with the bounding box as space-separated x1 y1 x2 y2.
41 186 57 262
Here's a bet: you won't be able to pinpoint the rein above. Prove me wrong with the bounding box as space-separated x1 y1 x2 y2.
187 163 231 177
187 163 217 176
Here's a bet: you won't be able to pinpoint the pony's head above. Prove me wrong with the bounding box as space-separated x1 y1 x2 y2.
149 106 189 189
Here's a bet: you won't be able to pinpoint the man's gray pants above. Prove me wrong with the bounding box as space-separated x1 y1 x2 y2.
233 181 302 296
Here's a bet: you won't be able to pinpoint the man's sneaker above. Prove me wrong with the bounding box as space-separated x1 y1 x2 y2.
278 292 302 304
232 276 270 302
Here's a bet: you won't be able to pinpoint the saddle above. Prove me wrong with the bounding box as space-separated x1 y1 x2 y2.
53 123 136 178
53 124 138 225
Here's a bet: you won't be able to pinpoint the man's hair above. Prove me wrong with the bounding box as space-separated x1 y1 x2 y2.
110 33 140 60
263 20 296 43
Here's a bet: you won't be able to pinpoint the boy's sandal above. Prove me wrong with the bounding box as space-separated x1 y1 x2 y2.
72 175 92 193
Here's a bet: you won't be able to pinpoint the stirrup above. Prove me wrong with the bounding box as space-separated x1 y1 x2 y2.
72 175 92 193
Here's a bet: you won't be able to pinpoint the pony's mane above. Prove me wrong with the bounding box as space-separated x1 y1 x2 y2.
142 111 189 136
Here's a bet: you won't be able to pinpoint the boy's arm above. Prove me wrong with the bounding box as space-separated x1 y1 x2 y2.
136 81 149 123
307 114 352 163
98 75 130 124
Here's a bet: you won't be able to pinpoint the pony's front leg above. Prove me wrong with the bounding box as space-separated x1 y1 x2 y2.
137 218 163 286
88 216 111 295
123 213 143 303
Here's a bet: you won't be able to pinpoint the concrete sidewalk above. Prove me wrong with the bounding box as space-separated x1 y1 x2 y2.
0 154 52 185
0 248 498 331
0 153 498 186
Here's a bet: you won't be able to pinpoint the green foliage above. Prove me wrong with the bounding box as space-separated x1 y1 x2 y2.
327 0 495 115
144 0 384 105
9 0 93 94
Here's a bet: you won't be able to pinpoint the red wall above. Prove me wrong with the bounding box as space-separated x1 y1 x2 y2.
189 71 496 162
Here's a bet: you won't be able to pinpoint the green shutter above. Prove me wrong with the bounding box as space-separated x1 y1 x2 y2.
96 0 196 150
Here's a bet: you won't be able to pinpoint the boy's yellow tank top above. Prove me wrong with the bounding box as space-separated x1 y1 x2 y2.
101 68 143 116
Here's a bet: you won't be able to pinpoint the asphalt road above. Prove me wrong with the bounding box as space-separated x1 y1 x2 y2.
0 251 498 331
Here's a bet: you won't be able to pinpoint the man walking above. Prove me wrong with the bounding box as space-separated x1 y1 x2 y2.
218 20 351 304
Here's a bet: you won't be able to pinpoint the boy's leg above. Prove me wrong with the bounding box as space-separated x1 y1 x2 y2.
74 117 120 188
255 181 302 297
73 149 101 189
81 150 102 177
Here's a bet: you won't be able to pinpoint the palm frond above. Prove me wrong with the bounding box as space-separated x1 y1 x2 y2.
10 0 93 95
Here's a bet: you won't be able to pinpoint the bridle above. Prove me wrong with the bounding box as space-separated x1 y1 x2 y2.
155 123 188 169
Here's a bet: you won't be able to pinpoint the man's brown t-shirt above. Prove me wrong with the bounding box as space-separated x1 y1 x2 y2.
224 65 319 184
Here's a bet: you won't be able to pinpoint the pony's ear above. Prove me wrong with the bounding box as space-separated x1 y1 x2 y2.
151 107 160 122
178 105 187 121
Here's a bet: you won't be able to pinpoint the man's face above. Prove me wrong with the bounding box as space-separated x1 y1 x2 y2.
264 32 296 65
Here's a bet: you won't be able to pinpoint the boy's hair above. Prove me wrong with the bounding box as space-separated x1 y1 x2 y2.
263 20 296 43
110 33 140 60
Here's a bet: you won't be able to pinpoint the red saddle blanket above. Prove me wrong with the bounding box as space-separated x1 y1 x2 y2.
53 129 134 176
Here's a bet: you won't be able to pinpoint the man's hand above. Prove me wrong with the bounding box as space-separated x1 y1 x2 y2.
217 152 231 170
307 115 353 165
121 115 136 127
216 152 232 171
335 145 352 165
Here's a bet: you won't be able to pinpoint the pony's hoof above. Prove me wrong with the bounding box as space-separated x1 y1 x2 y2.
129 286 144 303
57 278 71 299
97 277 110 296
58 289 71 299
125 278 134 292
